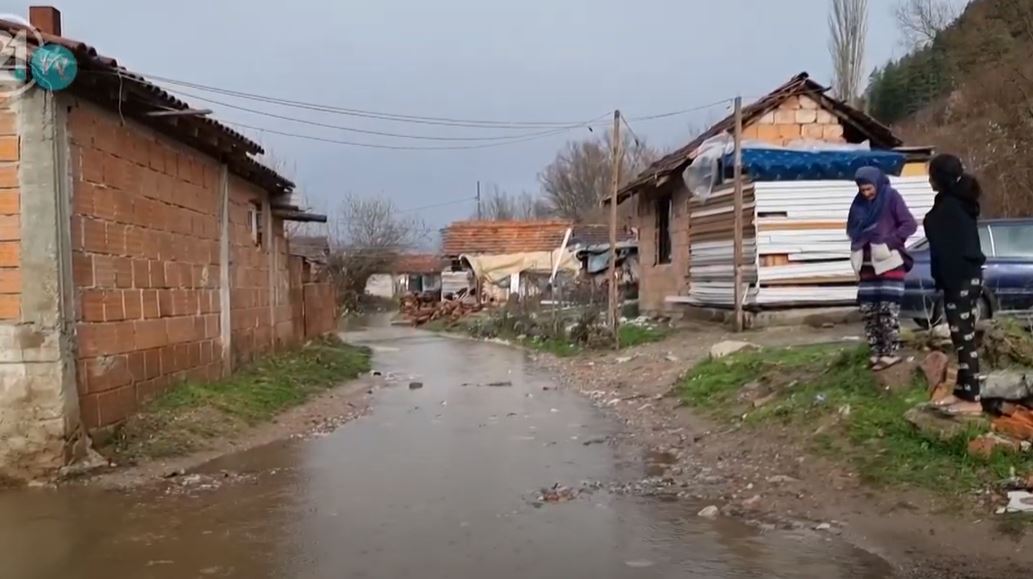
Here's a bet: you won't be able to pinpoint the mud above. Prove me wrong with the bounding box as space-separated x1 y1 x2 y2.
0 318 896 578
542 320 1033 579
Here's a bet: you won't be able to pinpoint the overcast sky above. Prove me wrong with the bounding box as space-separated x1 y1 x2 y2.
2 0 971 233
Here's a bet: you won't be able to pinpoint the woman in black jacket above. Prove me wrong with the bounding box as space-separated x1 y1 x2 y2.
924 154 987 415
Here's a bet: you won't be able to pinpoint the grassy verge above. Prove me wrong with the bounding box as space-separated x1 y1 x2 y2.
679 344 1033 494
107 336 371 462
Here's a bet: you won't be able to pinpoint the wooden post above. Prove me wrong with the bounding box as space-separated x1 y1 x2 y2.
476 180 482 220
732 96 745 332
608 110 622 348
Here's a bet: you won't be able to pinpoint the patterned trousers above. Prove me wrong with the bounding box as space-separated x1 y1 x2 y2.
944 276 982 400
860 301 901 358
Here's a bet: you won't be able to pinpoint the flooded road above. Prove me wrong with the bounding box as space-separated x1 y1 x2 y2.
0 321 896 578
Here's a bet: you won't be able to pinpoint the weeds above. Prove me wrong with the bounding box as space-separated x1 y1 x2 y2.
109 336 371 461
679 344 1033 495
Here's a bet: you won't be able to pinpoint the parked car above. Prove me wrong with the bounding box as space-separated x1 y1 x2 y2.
903 219 1033 327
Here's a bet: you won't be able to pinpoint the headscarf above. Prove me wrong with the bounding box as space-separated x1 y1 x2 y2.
846 166 891 243
930 153 981 218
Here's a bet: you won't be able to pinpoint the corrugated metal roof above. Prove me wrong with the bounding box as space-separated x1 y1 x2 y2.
618 72 903 203
441 220 573 256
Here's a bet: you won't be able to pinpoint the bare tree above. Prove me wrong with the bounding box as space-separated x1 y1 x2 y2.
894 0 959 49
478 183 553 221
539 131 657 223
326 195 428 310
829 0 869 106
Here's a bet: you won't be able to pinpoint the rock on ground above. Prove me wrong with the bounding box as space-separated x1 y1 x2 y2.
709 341 758 360
920 351 950 390
904 404 989 442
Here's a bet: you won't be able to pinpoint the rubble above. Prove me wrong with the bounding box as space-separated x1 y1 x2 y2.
991 406 1033 442
399 291 482 326
920 351 950 389
998 491 1033 515
982 371 1033 402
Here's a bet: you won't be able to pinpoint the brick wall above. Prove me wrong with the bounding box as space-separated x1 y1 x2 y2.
740 95 846 145
68 100 224 429
0 97 19 320
636 183 690 313
228 180 277 365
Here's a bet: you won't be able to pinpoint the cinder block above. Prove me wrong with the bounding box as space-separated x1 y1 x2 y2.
799 96 820 110
0 293 18 319
0 136 18 162
0 169 17 190
0 241 18 267
796 110 817 124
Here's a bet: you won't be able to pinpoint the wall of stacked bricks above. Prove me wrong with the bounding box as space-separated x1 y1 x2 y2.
66 100 227 429
0 97 19 320
636 185 690 313
636 97 846 313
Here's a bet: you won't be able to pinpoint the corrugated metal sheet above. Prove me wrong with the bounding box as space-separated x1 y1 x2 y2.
679 175 934 309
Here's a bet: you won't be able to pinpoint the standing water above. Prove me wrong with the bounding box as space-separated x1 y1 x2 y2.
0 319 895 578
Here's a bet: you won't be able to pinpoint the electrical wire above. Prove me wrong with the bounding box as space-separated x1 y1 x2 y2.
397 196 477 213
165 87 598 142
222 119 602 150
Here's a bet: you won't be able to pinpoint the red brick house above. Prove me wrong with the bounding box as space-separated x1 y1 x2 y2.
0 7 333 480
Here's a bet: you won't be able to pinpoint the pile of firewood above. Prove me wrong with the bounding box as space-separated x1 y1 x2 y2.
399 291 481 326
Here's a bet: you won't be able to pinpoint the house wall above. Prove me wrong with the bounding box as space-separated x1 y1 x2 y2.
0 90 85 482
67 99 225 430
634 95 859 313
65 99 329 433
636 183 690 313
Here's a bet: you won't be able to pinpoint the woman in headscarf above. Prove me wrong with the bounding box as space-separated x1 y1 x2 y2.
925 154 987 415
847 166 917 370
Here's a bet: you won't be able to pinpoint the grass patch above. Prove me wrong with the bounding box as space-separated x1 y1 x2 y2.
619 324 669 348
108 336 371 462
679 344 1033 495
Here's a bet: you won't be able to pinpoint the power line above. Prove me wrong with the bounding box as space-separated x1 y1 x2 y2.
223 118 605 150
87 69 733 131
397 196 477 213
165 87 598 142
88 70 608 129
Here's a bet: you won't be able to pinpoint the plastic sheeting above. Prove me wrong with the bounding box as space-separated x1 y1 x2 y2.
461 249 579 285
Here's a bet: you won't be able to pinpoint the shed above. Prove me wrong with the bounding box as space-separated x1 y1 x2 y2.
616 72 930 313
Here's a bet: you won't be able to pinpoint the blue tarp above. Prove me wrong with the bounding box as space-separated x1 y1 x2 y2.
722 148 907 182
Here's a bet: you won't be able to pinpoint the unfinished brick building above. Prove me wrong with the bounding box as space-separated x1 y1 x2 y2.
0 7 333 481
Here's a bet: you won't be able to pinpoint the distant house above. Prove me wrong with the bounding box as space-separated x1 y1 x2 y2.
616 72 932 315
365 254 445 299
440 220 634 301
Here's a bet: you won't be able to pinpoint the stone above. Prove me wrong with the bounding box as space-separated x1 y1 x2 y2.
920 351 950 390
874 359 918 394
408 382 424 390
905 404 989 442
967 433 1021 460
710 341 758 360
697 505 720 519
983 371 1033 402
742 494 763 510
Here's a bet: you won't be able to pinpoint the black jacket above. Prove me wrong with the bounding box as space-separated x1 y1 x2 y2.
924 192 985 292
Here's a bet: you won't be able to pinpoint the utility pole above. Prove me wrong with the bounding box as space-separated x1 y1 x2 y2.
476 180 482 220
608 110 621 348
732 96 745 332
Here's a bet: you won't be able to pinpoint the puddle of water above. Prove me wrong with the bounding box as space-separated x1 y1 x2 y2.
0 321 895 579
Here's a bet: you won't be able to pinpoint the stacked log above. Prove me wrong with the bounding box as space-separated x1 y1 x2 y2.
399 291 481 326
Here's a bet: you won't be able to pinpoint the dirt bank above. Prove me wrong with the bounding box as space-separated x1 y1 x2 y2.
71 338 375 489
539 321 1033 579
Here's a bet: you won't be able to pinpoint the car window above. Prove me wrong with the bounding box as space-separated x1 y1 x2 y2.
990 224 1033 258
978 226 991 255
909 237 928 250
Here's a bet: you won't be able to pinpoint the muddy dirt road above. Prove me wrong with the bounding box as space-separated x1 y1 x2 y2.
0 321 895 578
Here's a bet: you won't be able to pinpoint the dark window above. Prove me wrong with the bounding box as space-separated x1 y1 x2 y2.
655 194 672 265
990 224 1033 258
